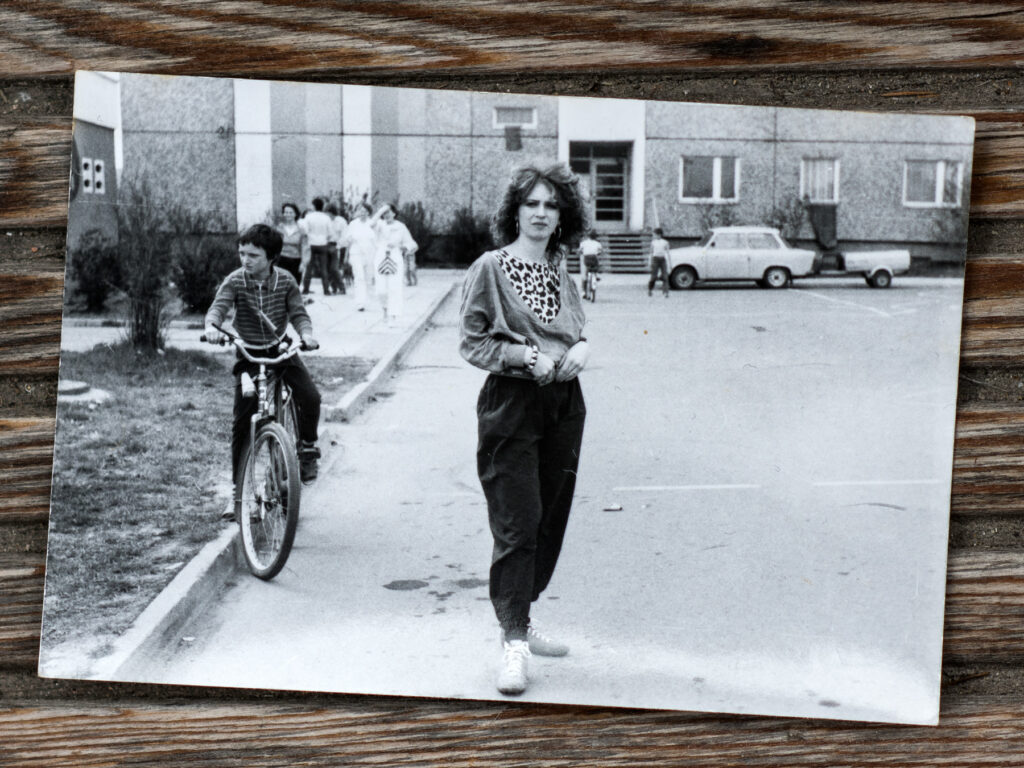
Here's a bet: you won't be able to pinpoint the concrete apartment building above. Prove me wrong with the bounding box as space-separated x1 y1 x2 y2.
96 74 973 268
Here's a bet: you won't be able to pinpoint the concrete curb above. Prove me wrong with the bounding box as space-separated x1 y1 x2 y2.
90 525 241 682
325 279 459 422
92 277 459 680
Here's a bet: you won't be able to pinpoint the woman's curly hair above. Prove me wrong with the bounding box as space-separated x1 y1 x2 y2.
494 162 589 257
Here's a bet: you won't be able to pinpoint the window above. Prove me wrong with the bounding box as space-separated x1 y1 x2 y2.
710 232 744 249
746 232 781 249
493 106 537 130
79 157 106 195
800 158 839 203
903 160 962 207
679 156 739 202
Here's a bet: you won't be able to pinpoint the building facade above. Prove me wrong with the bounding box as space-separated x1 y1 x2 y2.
113 75 974 266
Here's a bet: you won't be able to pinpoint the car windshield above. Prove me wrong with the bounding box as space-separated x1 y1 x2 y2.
697 232 712 247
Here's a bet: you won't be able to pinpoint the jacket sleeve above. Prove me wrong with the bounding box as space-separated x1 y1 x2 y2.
458 256 529 373
204 274 236 329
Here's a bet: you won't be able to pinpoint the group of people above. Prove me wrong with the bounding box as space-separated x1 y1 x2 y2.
276 197 419 325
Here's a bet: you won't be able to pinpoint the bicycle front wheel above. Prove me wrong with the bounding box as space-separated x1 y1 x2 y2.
236 422 301 580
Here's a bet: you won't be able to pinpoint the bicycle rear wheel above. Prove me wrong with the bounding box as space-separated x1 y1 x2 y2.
236 422 301 579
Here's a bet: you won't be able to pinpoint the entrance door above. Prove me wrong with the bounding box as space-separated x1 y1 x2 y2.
569 142 631 231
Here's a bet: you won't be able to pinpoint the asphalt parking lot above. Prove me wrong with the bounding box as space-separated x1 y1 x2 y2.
137 272 964 724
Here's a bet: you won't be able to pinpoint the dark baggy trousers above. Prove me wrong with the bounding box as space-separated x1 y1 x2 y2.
231 355 321 480
476 374 586 635
648 256 669 295
302 244 332 294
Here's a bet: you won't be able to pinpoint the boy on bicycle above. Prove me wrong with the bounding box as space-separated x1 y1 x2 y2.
204 224 323 488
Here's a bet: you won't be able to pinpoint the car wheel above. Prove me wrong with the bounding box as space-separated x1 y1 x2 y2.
762 266 790 289
869 270 893 289
670 266 697 290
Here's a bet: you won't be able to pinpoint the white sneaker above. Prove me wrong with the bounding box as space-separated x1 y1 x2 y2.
527 623 569 657
497 640 530 695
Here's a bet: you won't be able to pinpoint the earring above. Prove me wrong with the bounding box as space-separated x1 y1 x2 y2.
515 220 519 235
553 225 562 241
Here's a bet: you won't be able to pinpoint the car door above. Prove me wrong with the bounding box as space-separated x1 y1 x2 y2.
703 231 748 279
745 231 782 278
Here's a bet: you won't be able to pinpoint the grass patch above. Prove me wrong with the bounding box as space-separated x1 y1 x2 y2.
43 342 371 653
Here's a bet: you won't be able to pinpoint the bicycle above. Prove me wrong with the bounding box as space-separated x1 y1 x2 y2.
583 263 600 303
202 324 311 580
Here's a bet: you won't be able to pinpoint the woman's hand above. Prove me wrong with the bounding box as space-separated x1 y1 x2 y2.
531 352 558 386
555 341 589 382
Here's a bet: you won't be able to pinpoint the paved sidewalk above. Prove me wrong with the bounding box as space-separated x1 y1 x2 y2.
60 269 463 362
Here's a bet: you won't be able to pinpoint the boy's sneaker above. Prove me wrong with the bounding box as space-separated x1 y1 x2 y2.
526 623 569 657
497 640 530 695
298 441 320 483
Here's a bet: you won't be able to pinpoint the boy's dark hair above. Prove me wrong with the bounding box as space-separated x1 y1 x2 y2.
313 197 325 211
238 224 283 262
326 203 339 216
654 227 664 237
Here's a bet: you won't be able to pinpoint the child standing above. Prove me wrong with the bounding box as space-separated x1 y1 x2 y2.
649 227 672 297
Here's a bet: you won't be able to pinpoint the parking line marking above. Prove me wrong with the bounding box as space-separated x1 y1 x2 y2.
613 484 762 491
812 479 945 487
792 288 892 318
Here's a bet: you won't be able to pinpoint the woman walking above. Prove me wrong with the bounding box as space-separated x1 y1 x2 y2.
275 203 305 283
343 201 380 312
458 162 590 696
374 203 417 324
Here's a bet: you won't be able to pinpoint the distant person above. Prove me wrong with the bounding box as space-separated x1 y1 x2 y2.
342 201 382 312
374 203 417 324
204 224 322 490
649 227 672 297
299 197 336 297
275 203 304 283
578 229 602 300
325 203 347 295
459 162 589 696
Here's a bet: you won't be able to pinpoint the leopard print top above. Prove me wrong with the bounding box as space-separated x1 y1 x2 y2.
497 249 561 324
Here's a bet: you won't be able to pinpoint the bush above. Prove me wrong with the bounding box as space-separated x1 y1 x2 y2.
114 178 177 350
173 234 237 314
764 196 808 241
68 229 121 313
398 200 435 264
696 203 738 234
446 206 496 265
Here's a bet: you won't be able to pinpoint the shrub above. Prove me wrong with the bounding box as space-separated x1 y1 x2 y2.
113 177 177 350
696 203 738 234
446 206 496 265
397 200 435 264
173 234 237 314
68 229 121 313
764 196 808 241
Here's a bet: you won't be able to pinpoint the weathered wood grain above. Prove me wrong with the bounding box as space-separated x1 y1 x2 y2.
2 4 1024 762
2 0 1024 77
0 697 1023 767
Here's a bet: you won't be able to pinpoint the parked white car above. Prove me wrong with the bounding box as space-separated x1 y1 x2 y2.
668 226 818 290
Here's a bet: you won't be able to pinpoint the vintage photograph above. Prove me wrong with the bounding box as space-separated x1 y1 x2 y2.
40 71 974 724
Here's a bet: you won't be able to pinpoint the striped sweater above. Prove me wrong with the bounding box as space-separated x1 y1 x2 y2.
205 266 313 348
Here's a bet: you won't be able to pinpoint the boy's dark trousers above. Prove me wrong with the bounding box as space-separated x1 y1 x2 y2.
302 245 332 295
326 246 347 294
649 256 669 294
476 375 586 634
230 356 321 480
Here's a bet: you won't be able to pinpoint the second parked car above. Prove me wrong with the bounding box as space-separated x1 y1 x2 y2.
669 226 818 290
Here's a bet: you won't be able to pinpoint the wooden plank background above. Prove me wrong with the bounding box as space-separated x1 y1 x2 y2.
3 1 1024 764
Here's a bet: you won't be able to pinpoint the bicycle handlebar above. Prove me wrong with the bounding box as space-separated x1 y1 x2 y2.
200 324 312 365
